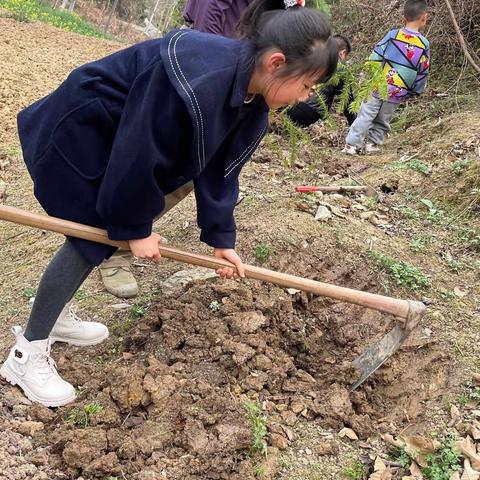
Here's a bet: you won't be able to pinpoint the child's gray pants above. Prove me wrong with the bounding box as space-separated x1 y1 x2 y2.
346 97 398 147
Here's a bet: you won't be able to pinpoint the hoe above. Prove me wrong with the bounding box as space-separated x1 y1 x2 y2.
0 205 426 391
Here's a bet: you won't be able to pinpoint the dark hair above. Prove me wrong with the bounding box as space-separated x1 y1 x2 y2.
333 34 352 54
404 0 428 21
237 1 338 84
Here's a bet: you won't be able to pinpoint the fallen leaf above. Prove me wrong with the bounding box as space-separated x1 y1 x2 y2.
468 423 480 440
455 437 480 470
410 461 424 478
369 457 392 480
451 472 461 480
339 427 359 440
461 459 480 480
403 436 440 467
329 204 348 219
382 433 404 448
473 374 480 386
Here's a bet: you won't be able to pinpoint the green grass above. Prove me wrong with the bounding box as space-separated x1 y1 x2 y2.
409 236 431 253
342 461 366 480
66 401 102 428
244 401 268 458
450 158 471 176
0 0 108 38
21 287 36 299
369 251 430 290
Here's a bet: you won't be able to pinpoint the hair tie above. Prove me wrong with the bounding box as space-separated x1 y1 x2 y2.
284 0 305 8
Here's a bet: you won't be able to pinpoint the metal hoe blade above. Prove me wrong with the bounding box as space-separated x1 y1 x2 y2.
349 300 427 391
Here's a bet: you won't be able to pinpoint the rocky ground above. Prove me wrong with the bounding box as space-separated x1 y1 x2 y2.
0 14 479 480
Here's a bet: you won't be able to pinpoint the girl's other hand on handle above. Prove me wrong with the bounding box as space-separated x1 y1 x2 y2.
213 248 245 279
129 233 162 262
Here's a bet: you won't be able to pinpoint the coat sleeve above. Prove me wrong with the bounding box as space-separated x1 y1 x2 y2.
96 61 174 241
194 150 239 249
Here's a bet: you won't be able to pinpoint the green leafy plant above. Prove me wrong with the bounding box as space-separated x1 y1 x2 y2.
66 402 102 428
409 236 431 252
278 113 313 167
21 287 37 299
369 251 430 290
254 245 274 264
422 434 462 480
450 158 471 176
130 304 146 318
244 401 268 458
74 289 87 301
390 158 430 175
458 385 480 407
208 300 221 312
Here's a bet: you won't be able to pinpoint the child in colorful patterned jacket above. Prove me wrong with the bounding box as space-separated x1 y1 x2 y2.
343 0 430 155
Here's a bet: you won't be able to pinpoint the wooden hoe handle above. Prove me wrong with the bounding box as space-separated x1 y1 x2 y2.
0 205 425 324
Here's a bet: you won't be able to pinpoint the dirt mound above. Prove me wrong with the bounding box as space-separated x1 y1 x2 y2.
2 260 451 479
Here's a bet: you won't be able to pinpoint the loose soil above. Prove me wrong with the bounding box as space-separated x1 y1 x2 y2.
0 15 479 480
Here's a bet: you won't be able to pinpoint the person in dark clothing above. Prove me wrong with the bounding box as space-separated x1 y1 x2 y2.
0 2 337 408
287 34 356 127
184 0 304 38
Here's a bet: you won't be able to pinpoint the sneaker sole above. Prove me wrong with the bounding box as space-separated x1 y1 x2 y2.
50 330 109 347
0 363 76 408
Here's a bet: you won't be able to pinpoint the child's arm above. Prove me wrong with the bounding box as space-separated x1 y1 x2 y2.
412 46 430 96
203 0 234 35
369 30 396 64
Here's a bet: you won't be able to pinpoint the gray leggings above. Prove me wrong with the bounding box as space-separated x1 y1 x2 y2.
24 240 95 341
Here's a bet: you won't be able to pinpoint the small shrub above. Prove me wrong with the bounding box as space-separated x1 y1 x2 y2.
244 401 268 457
369 251 430 290
254 245 274 264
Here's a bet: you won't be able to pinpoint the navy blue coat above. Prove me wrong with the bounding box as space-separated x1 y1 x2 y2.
18 30 269 265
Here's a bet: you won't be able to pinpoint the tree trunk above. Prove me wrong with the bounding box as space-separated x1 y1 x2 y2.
103 0 119 34
68 0 77 12
443 0 480 75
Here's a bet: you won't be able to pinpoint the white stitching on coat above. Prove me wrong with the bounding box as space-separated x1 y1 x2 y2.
224 125 267 178
167 31 204 172
171 31 206 170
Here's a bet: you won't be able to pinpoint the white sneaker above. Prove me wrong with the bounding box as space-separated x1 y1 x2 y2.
341 144 359 155
50 303 109 347
365 143 381 154
0 326 76 407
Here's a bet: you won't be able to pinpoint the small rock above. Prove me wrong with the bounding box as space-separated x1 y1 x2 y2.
305 447 313 455
15 420 44 436
112 303 130 310
162 268 217 295
316 441 339 456
314 205 332 221
12 404 29 417
270 433 288 450
280 410 297 426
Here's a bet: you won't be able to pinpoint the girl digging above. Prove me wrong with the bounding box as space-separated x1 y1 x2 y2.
1 0 338 407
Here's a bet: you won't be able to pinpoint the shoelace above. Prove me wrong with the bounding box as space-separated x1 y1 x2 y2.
67 305 83 326
31 341 58 378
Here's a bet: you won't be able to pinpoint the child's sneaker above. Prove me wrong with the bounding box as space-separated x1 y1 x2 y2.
0 326 76 407
49 303 109 347
365 143 381 154
341 144 359 155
